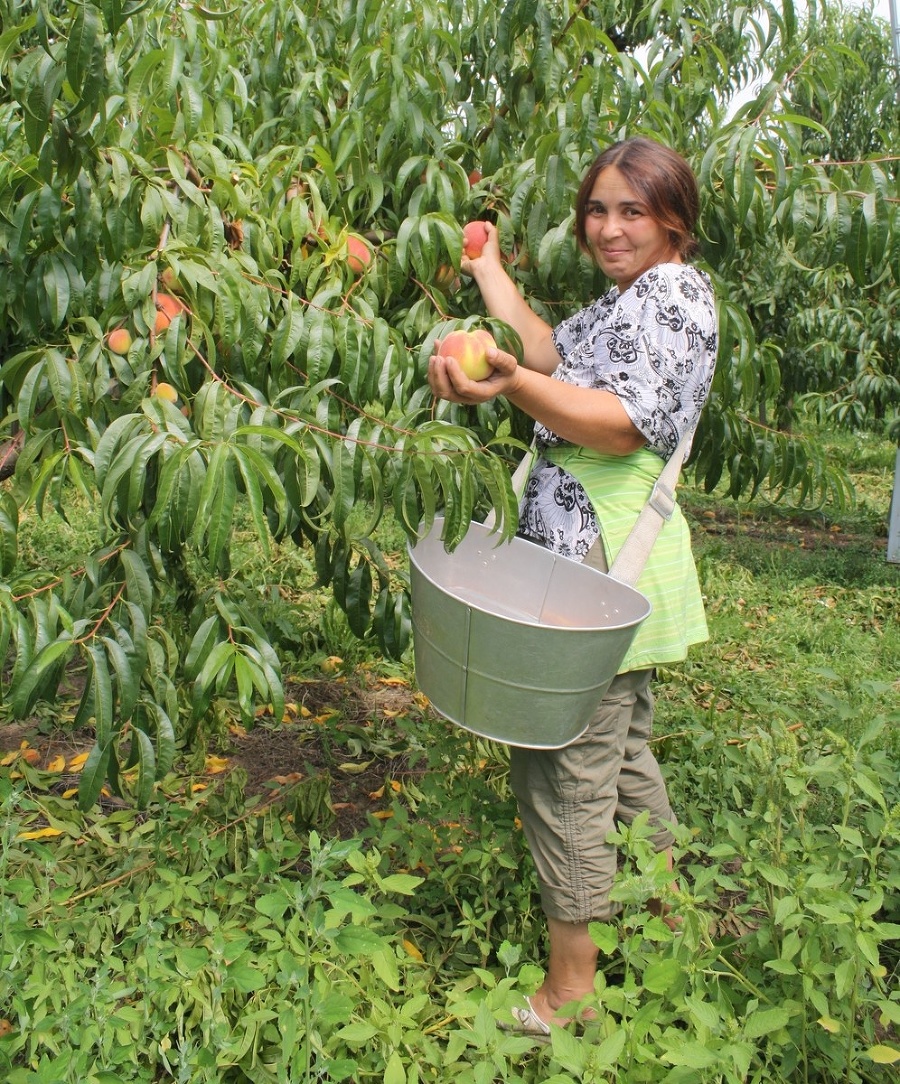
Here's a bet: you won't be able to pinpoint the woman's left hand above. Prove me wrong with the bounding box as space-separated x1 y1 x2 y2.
428 341 521 405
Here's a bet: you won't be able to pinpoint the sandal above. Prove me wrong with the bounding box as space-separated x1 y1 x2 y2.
498 996 551 1038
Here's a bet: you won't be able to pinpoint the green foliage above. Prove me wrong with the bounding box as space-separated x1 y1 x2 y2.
0 669 897 1081
0 0 897 797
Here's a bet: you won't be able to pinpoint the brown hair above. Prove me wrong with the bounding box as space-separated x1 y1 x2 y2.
573 136 700 261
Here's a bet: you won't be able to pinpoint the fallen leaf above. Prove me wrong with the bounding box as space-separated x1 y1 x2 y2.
378 677 409 687
402 939 424 961
17 827 63 841
371 810 394 820
67 752 90 771
204 755 230 774
46 755 66 773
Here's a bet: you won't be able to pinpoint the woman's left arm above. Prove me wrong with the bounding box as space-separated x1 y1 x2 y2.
428 347 647 456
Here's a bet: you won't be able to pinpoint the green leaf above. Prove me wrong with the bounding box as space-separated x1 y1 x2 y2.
184 615 220 681
867 1045 900 1065
0 492 19 576
66 1 101 98
743 1006 792 1039
641 958 682 995
77 740 112 812
10 636 73 718
194 444 237 570
383 1052 405 1084
131 725 156 808
379 873 423 896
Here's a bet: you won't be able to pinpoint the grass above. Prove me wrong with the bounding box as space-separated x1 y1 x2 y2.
1 424 898 1082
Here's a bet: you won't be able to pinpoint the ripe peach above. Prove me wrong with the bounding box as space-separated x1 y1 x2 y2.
154 382 178 403
440 328 497 381
154 292 188 333
107 328 132 355
346 234 372 275
462 220 489 259
467 169 482 186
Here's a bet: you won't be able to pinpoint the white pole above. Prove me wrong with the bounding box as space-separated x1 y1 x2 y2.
889 451 900 563
885 2 900 562
890 0 900 67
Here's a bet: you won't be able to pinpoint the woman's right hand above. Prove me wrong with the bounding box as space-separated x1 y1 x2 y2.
460 221 505 278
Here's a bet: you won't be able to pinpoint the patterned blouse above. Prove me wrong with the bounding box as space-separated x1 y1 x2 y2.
519 262 718 559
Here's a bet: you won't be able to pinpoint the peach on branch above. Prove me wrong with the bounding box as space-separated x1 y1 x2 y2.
159 268 184 295
154 292 188 333
434 264 460 293
346 234 372 275
106 328 132 355
154 382 178 403
439 327 497 381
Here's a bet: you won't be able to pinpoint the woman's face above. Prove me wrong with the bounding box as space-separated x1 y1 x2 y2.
582 165 681 292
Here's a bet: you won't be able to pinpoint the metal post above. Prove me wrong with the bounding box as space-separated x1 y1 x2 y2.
888 450 900 563
885 2 899 562
890 0 900 67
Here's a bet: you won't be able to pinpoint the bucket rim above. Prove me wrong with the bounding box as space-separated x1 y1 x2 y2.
409 518 651 633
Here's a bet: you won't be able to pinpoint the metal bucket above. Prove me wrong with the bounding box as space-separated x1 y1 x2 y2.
408 517 652 749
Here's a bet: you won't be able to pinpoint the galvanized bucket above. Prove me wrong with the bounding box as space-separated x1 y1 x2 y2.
408 517 652 749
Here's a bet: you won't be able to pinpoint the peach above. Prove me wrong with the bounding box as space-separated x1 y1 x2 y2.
154 292 188 333
434 264 460 293
462 220 489 259
440 328 497 381
107 328 132 355
346 234 372 275
154 382 178 402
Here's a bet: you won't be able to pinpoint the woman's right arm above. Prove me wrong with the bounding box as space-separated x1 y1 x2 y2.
463 223 562 376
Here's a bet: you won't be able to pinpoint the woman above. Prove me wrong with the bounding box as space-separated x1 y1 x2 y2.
428 136 718 1035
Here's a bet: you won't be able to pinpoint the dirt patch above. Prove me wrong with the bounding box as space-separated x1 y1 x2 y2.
0 671 427 837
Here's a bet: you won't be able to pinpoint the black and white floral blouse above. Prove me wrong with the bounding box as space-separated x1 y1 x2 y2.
519 263 718 559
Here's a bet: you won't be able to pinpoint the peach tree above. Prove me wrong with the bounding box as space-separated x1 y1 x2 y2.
0 0 896 805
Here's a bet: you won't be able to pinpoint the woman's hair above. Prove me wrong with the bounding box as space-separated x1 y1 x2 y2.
573 136 701 261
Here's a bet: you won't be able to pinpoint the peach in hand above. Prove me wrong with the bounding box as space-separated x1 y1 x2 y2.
462 220 489 259
439 328 497 381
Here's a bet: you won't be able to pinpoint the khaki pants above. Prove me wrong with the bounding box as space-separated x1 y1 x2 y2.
509 668 675 924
